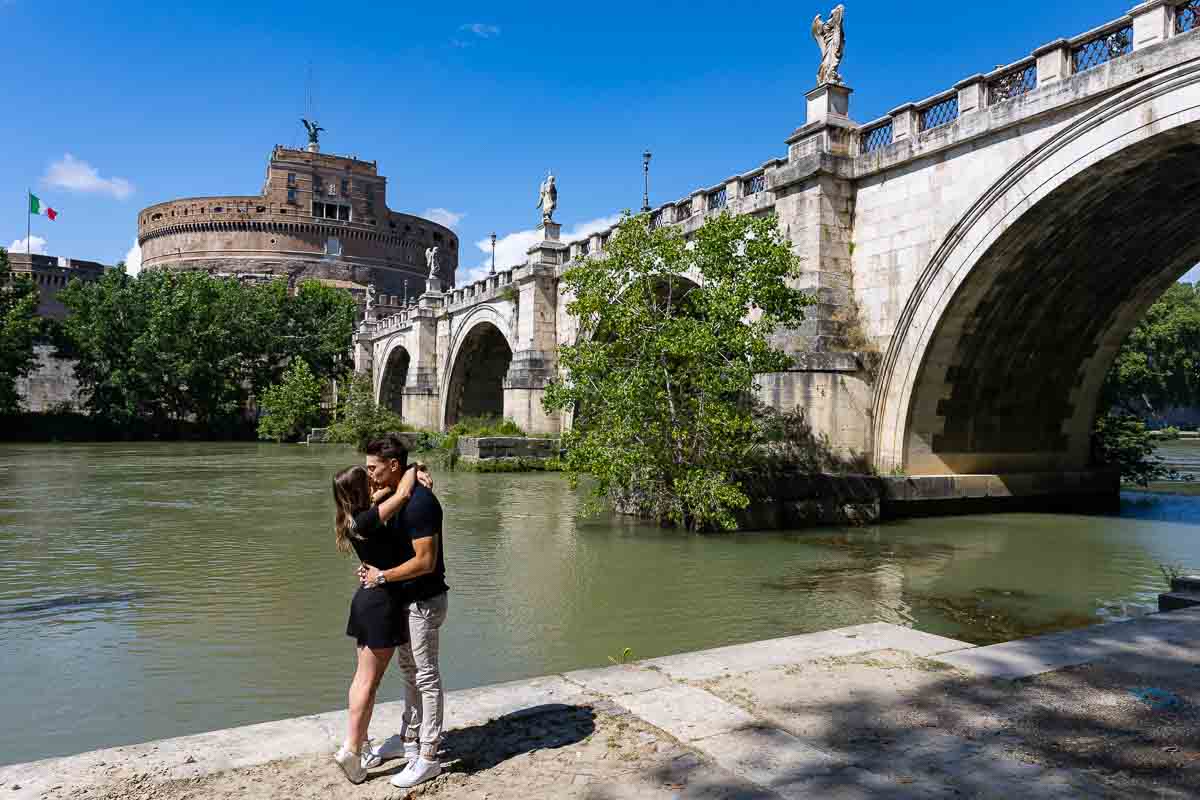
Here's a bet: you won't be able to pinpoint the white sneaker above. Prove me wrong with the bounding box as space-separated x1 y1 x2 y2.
365 735 419 767
389 756 442 788
333 744 368 784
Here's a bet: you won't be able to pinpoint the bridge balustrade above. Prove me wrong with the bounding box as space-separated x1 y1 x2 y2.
918 93 960 132
986 60 1037 105
849 1 1195 156
1071 21 1133 73
860 120 894 154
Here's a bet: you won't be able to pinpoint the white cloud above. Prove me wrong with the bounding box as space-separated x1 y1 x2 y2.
460 23 500 38
43 153 134 199
423 208 464 230
124 240 143 275
7 235 47 255
461 213 622 286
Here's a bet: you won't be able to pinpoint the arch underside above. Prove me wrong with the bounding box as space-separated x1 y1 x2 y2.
904 124 1200 473
444 322 512 426
379 346 410 417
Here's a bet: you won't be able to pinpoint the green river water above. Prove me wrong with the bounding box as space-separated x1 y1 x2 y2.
2 442 1199 766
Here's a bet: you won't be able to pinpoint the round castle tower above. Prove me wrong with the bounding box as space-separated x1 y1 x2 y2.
137 144 457 298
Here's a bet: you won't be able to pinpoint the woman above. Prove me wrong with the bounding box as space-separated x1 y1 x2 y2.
329 462 430 784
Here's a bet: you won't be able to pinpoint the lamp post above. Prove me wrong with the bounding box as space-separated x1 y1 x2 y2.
641 150 652 213
490 231 497 274
403 277 409 305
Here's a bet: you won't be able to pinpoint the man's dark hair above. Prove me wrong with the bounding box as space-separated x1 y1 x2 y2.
364 433 409 468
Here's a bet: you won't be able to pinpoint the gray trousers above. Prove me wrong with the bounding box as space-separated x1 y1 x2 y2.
395 592 448 758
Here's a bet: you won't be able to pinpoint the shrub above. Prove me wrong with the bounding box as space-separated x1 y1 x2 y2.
326 371 412 450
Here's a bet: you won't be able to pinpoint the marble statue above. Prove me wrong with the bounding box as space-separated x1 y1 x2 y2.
365 282 377 314
811 5 846 86
537 172 557 224
425 246 441 280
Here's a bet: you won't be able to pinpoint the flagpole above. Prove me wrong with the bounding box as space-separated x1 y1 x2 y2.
26 188 31 256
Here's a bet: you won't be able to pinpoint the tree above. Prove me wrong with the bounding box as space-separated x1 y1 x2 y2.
258 357 325 442
58 269 357 437
57 264 154 428
543 212 813 530
278 281 358 383
326 370 409 450
1092 413 1176 486
1101 282 1200 416
0 248 43 414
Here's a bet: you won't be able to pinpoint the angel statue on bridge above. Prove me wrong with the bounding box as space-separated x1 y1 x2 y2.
537 171 557 225
811 4 846 86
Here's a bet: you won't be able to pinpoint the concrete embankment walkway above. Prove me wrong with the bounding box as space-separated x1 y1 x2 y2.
5 609 1199 799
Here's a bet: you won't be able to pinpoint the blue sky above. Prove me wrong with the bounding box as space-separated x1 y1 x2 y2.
5 0 1194 282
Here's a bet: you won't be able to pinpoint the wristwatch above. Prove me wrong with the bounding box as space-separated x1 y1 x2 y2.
374 572 387 587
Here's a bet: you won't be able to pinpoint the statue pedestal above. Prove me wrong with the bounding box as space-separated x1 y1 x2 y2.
426 277 444 293
538 221 561 242
805 83 852 125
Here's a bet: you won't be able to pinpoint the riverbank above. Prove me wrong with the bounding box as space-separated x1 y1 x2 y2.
6 609 1197 799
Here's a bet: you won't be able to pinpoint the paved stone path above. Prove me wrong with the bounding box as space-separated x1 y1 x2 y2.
5 610 1198 799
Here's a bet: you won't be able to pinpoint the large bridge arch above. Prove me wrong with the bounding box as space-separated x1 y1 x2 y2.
874 61 1200 474
441 310 516 428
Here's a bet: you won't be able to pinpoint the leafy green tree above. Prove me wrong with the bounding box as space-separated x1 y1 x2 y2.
58 269 356 437
0 247 43 414
1102 282 1200 415
543 212 813 531
326 371 410 450
258 358 325 442
1092 413 1176 486
278 281 358 382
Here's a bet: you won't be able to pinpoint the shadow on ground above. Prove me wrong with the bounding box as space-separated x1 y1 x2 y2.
436 704 596 775
623 638 1200 799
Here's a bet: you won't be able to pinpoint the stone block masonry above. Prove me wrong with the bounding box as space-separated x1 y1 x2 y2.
455 436 561 471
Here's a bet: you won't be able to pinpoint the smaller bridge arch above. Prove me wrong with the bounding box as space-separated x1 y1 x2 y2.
441 310 516 428
376 341 412 418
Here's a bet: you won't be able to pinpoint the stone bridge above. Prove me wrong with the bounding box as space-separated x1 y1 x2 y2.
356 1 1200 478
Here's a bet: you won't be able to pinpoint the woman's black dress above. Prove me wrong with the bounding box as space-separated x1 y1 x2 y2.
345 505 410 649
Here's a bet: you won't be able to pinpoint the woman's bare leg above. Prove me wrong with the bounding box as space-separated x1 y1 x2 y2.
345 645 394 753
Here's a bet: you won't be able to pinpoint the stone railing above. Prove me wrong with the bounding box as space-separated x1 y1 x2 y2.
852 0 1195 156
561 160 783 258
445 267 517 308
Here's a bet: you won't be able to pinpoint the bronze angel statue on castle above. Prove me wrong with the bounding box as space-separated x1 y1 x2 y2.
811 4 846 86
301 118 325 147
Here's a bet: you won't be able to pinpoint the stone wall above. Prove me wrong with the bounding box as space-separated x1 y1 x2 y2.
15 345 83 412
8 253 108 321
456 436 560 461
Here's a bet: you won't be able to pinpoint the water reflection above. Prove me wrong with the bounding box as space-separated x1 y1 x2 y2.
1 442 1199 766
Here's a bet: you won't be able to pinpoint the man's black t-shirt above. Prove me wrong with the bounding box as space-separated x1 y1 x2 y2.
398 485 449 603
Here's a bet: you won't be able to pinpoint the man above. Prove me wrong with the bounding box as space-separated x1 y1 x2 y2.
359 434 449 789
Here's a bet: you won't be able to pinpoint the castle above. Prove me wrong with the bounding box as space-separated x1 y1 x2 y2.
137 142 458 303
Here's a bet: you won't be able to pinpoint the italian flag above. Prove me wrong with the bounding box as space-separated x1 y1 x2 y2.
29 193 58 220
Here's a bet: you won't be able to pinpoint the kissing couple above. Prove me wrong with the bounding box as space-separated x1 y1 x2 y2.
329 433 449 788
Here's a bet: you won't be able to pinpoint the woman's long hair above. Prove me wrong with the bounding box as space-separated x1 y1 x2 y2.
332 465 372 553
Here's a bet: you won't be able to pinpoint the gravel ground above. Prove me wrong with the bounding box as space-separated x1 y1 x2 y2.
40 701 758 800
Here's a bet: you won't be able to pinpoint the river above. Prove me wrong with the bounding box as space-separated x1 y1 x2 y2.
2 442 1199 766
